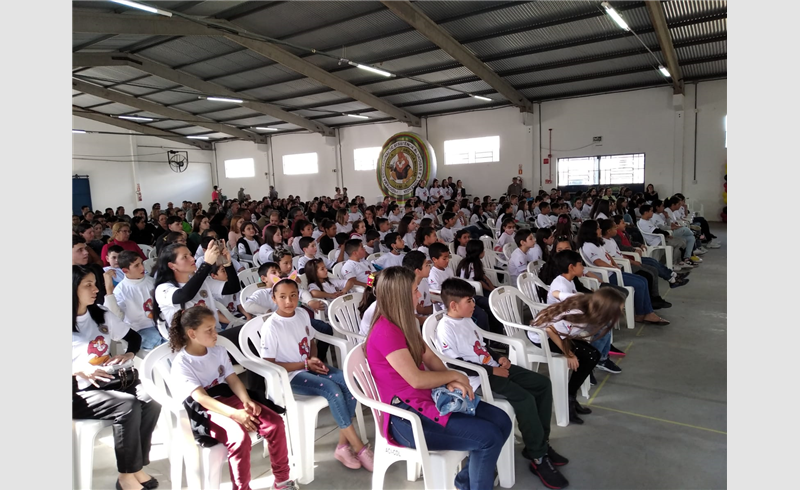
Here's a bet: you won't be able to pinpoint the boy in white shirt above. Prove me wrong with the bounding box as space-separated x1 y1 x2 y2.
402 251 434 320
664 197 705 256
340 239 375 287
347 201 362 223
373 232 406 270
508 229 536 285
297 237 338 274
364 229 380 255
641 203 695 267
113 251 165 349
376 218 391 253
536 203 553 229
387 204 402 225
104 245 126 287
435 278 569 488
438 212 458 243
581 197 594 220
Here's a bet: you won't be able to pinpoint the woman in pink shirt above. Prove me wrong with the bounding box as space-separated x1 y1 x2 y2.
365 266 511 490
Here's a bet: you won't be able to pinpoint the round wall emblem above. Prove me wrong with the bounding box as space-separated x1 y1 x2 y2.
376 132 437 203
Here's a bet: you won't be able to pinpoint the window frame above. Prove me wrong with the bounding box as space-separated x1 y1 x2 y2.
353 146 382 171
223 157 256 179
282 152 319 176
443 135 500 166
556 152 646 187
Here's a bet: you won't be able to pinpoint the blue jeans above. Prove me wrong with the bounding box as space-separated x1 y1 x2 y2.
389 400 512 490
642 256 672 280
672 227 696 259
608 271 653 315
590 331 612 361
138 327 166 350
290 366 356 429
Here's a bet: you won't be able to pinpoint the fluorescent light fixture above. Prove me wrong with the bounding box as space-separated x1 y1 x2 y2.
187 136 209 140
110 0 172 17
345 114 370 120
471 94 492 102
206 97 243 103
601 2 630 31
658 65 671 77
255 127 278 131
72 130 86 134
348 61 393 77
118 115 153 122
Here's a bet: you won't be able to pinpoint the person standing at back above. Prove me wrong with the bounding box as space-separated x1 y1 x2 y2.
269 185 278 200
212 186 220 203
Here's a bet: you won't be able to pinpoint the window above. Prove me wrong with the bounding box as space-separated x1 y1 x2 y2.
557 153 645 186
282 152 318 175
444 136 500 165
224 158 255 178
354 147 381 171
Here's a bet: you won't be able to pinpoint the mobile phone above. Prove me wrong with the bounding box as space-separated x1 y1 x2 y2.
216 239 226 265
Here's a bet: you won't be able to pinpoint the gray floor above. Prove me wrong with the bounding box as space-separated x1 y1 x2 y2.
86 225 727 490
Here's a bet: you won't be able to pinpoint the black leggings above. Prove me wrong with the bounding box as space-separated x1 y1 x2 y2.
537 338 600 398
693 217 713 239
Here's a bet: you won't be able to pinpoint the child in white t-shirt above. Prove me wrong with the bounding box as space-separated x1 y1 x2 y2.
305 258 357 300
373 233 406 270
536 202 553 229
169 305 296 490
435 278 568 486
340 239 375 287
508 229 536 285
297 237 337 274
103 245 126 287
545 250 583 305
401 251 434 324
209 264 253 321
260 279 374 471
455 229 470 258
113 251 165 350
494 219 517 253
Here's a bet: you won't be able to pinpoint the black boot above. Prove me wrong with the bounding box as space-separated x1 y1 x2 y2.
568 398 584 424
570 396 592 414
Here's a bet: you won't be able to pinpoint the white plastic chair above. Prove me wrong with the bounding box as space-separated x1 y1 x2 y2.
636 221 674 271
328 292 366 345
238 267 260 287
526 260 544 275
251 252 262 268
331 262 344 279
502 243 516 260
238 318 367 483
239 283 265 314
366 252 383 263
422 312 516 488
447 253 462 277
488 286 589 427
148 247 158 259
215 300 245 328
328 249 339 264
140 339 278 490
291 255 300 270
72 419 114 490
517 271 548 304
343 345 469 490
479 234 496 251
139 244 154 259
143 257 157 274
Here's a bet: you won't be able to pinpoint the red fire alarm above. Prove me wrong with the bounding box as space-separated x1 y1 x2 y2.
543 158 549 165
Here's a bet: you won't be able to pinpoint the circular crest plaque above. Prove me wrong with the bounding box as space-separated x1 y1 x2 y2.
376 132 437 203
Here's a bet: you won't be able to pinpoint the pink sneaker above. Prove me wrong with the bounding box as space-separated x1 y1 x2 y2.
334 444 361 469
356 444 374 471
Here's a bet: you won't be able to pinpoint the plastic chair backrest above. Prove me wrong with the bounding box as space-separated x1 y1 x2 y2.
503 243 516 260
517 272 548 303
252 253 262 267
488 286 547 341
298 273 308 290
331 262 344 279
143 258 157 274
237 316 291 409
238 267 260 287
239 283 263 311
328 293 366 345
487 217 496 229
292 256 300 270
343 345 389 439
365 253 383 263
328 250 339 263
447 254 462 276
636 221 666 246
526 260 544 275
139 245 154 259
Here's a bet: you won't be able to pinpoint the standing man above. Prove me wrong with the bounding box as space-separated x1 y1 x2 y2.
507 177 523 197
269 185 279 200
238 187 246 201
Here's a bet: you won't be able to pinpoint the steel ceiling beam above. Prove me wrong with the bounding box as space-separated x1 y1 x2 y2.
72 78 267 143
644 1 684 94
72 52 335 136
73 106 212 150
73 11 422 127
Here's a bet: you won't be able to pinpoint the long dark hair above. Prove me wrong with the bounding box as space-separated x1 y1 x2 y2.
151 243 190 322
535 228 552 263
304 258 330 290
577 220 603 248
532 288 625 340
73 265 105 332
589 198 611 220
456 239 486 281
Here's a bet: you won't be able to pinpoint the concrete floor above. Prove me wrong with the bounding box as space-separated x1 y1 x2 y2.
85 225 727 490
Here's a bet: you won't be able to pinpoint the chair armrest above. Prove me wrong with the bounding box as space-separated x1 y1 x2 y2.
578 276 600 291
434 357 494 403
315 332 351 366
615 257 632 274
619 251 641 262
481 330 530 367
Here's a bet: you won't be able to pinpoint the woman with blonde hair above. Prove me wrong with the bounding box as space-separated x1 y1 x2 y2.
101 222 146 266
227 214 245 248
365 266 512 490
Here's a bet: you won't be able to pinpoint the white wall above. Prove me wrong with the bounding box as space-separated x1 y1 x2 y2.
74 80 726 219
72 116 214 213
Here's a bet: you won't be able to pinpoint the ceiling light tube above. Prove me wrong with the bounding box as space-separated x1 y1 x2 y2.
601 2 630 31
255 127 278 131
206 97 243 103
658 65 671 77
187 136 209 140
118 115 153 122
345 114 370 120
110 0 172 17
72 130 86 134
471 94 492 102
348 62 393 77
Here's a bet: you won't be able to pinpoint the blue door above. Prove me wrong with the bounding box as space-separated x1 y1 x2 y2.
73 177 92 216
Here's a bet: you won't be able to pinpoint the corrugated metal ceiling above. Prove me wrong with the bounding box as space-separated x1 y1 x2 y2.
72 0 726 140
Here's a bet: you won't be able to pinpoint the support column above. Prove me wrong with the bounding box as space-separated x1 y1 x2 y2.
672 93 685 195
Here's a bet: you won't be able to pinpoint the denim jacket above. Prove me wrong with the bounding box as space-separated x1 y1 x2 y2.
431 386 481 416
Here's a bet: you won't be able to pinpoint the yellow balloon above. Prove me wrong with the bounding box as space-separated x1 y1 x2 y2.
723 191 727 203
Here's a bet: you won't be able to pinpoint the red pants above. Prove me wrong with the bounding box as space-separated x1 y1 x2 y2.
209 395 291 490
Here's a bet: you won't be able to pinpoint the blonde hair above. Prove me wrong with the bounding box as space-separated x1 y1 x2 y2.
532 288 625 339
336 208 348 225
230 214 244 233
112 221 131 237
367 266 425 366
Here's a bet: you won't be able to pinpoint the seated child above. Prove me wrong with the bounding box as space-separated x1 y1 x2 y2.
341 239 375 288
305 258 357 300
103 244 126 287
436 278 569 489
297 236 337 274
113 251 166 350
373 232 406 270
364 229 380 255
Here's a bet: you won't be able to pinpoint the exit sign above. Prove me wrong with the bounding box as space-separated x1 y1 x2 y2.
543 158 549 165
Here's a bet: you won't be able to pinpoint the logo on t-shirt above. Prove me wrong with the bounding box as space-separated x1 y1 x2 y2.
196 300 206 307
199 290 208 298
87 336 110 365
143 298 154 319
299 326 311 360
218 365 225 377
227 302 235 313
473 330 491 364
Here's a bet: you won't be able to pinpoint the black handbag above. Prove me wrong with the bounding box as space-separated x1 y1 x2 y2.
96 366 139 391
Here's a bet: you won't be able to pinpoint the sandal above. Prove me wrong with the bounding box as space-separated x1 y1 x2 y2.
644 317 670 325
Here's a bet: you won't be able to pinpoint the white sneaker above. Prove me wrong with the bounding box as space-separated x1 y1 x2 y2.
694 248 707 255
707 240 721 249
